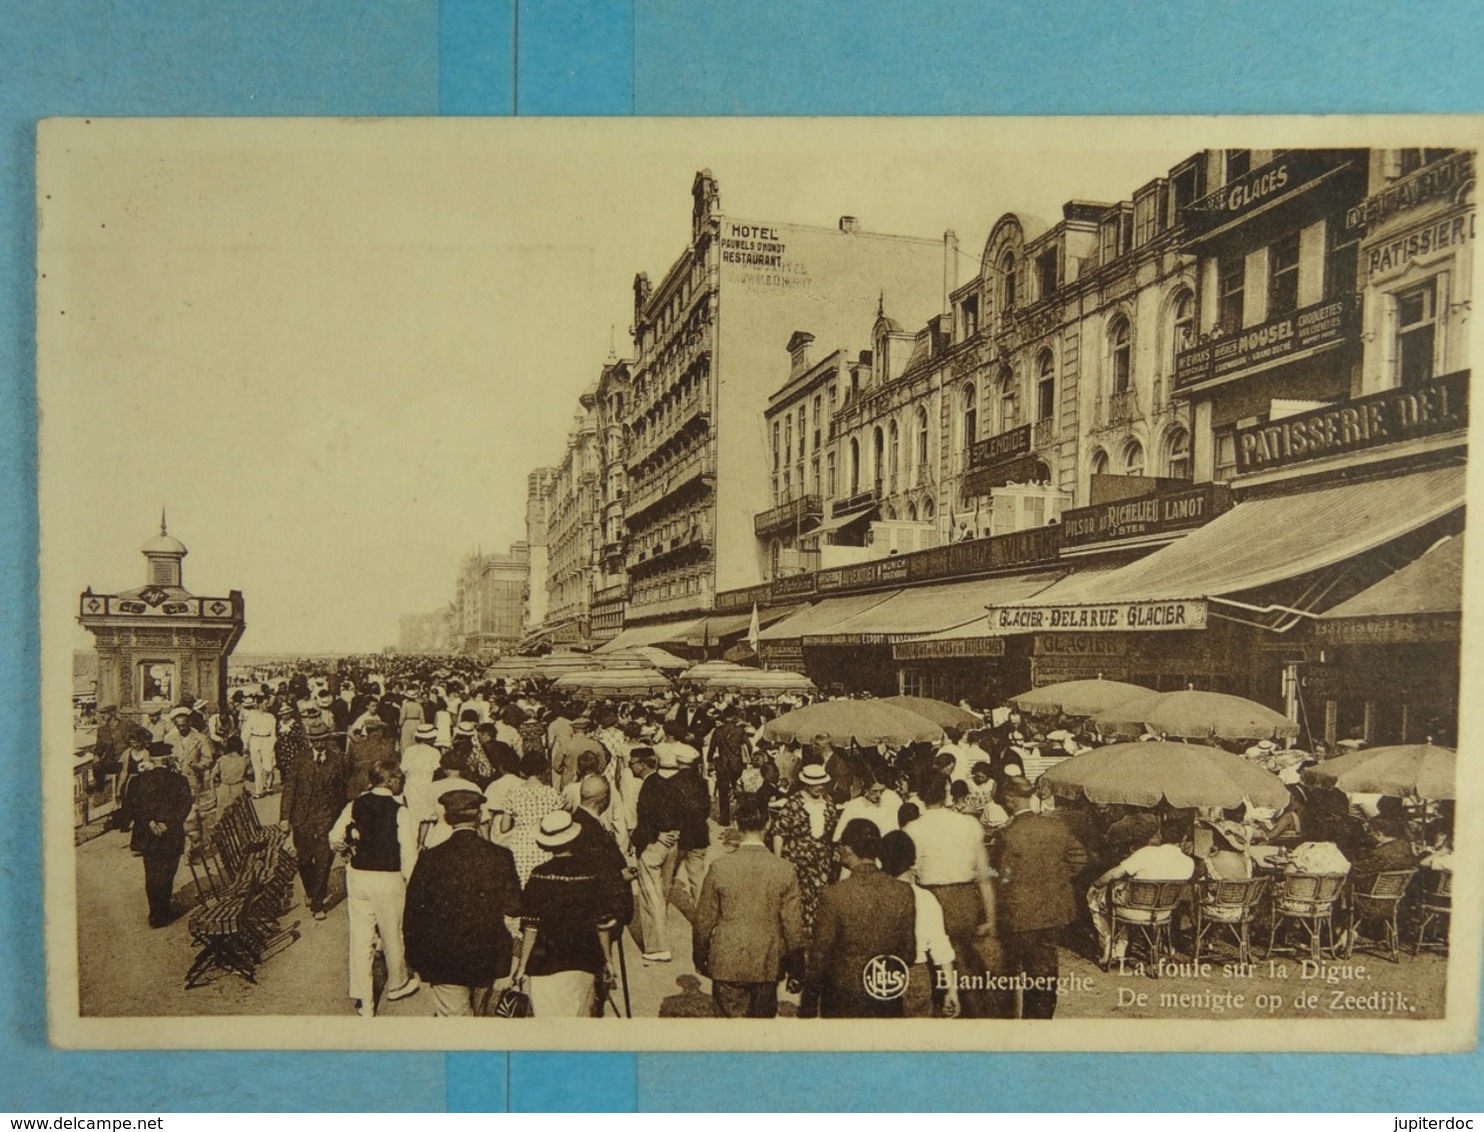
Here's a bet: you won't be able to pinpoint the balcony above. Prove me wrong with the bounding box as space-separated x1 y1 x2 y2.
831 488 877 518
1033 417 1058 448
968 423 1031 470
1102 388 1139 427
754 493 823 537
627 526 714 573
1173 294 1360 394
626 446 715 520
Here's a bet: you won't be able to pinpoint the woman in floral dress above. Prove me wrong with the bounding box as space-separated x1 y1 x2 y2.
498 750 564 886
771 764 840 932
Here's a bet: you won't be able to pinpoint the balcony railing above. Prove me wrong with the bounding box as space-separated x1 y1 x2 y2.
754 493 823 537
1033 417 1057 448
1104 388 1139 427
831 488 878 517
625 446 716 518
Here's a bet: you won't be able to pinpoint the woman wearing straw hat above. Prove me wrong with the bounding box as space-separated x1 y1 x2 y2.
771 765 840 934
513 810 622 1017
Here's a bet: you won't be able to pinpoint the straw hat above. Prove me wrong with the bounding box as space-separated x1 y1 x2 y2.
535 810 581 851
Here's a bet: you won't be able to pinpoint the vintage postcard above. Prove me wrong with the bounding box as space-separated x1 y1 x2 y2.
40 115 1482 1051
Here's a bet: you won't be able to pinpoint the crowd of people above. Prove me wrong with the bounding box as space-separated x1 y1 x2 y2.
88 654 1455 1020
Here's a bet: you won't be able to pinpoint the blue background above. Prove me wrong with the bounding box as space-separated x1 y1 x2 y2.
4 0 1482 1113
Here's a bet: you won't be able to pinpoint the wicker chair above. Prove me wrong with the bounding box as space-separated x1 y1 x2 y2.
1193 876 1268 966
1412 869 1452 956
1109 879 1187 970
1345 869 1417 963
1265 872 1347 962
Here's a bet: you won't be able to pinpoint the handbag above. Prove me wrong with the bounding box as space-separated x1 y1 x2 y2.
492 982 531 1018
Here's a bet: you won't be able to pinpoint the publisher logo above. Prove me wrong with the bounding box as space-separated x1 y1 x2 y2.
863 954 910 1002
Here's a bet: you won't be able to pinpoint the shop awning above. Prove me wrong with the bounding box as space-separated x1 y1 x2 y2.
989 465 1465 632
803 571 1064 645
595 617 702 653
757 590 900 642
811 505 878 539
1313 535 1463 644
684 604 806 647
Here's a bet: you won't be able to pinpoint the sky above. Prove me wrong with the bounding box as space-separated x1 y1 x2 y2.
39 116 1221 653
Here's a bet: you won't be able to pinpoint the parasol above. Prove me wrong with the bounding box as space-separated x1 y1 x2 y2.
879 695 982 730
762 699 944 748
1041 740 1292 810
1091 689 1299 742
1009 678 1153 718
1301 743 1456 800
706 669 816 694
679 659 754 685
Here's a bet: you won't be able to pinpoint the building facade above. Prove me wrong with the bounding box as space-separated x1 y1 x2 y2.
622 171 953 629
543 388 602 644
591 356 633 643
523 467 554 637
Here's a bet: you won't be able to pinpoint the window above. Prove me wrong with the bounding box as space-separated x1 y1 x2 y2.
1109 318 1132 394
1123 441 1145 476
1165 428 1191 480
1225 149 1252 181
138 660 176 705
960 294 980 338
1133 183 1166 247
798 406 807 452
771 422 780 470
1090 448 1109 478
1396 280 1438 386
916 406 930 472
872 428 885 494
1268 231 1300 317
1001 252 1017 310
998 366 1017 432
784 416 793 465
828 383 838 414
888 421 900 492
1169 163 1202 228
1037 249 1058 299
1214 431 1237 484
849 439 861 494
812 395 822 450
827 451 838 498
1171 289 1195 365
1218 256 1246 333
811 457 820 496
782 469 791 499
1398 148 1455 176
1327 222 1359 300
962 383 978 449
1037 351 1056 421
1099 210 1132 264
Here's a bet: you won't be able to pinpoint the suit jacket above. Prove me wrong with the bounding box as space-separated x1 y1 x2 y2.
992 810 1090 934
572 806 635 928
632 773 676 853
404 828 522 986
806 862 915 1012
126 766 195 858
692 843 805 983
280 745 347 836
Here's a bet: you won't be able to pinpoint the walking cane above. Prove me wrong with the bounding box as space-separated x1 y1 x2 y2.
615 927 632 1018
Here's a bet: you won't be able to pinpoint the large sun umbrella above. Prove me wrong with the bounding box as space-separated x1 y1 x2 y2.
706 669 816 694
1302 744 1457 800
1091 689 1299 742
763 699 944 748
1041 740 1291 810
1009 678 1153 718
679 659 753 685
553 668 671 696
605 646 690 671
880 695 982 730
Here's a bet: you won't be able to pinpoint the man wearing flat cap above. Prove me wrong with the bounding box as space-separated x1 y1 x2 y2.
123 743 195 927
404 788 523 1016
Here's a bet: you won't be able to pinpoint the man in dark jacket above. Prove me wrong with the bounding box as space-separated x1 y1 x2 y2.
125 743 196 927
669 747 712 911
279 713 347 919
706 709 751 826
632 747 679 961
805 818 916 1018
403 789 522 1016
991 776 1090 1018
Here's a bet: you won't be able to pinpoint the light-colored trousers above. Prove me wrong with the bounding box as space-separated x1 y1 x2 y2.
346 867 409 1005
636 839 679 953
246 734 276 795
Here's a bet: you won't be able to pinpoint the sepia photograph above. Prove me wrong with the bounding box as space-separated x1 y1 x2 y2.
37 116 1481 1052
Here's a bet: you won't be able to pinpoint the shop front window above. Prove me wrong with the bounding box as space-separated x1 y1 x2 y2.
1396 279 1438 387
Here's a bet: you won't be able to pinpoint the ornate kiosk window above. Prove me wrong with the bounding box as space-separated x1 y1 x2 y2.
138 660 176 704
